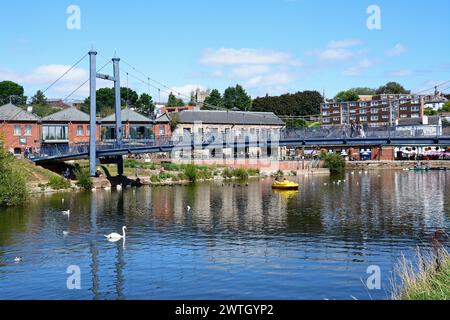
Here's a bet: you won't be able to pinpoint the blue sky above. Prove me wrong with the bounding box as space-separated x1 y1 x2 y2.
1 0 449 101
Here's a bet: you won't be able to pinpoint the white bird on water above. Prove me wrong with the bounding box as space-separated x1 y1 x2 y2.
63 231 69 236
14 257 22 263
61 210 70 216
105 226 127 242
187 205 191 212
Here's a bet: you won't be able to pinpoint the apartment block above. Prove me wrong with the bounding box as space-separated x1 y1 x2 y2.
320 94 425 128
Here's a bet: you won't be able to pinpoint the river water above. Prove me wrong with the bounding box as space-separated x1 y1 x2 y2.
0 170 449 300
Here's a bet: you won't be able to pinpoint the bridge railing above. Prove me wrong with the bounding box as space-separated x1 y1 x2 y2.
33 126 446 160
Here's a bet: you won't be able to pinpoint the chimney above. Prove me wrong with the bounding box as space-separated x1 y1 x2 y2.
419 96 425 118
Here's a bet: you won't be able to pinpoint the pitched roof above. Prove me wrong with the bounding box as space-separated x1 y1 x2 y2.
0 103 40 122
42 107 90 122
174 110 285 126
397 116 441 126
155 112 171 123
102 108 151 123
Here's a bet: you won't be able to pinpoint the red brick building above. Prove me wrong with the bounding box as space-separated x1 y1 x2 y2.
321 94 425 128
41 107 101 147
0 103 41 155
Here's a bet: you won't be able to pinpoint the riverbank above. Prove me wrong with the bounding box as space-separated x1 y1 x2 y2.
394 250 450 300
347 160 450 170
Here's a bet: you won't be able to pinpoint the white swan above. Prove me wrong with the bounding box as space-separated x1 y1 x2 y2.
14 257 22 263
62 210 70 216
187 205 191 212
105 226 127 242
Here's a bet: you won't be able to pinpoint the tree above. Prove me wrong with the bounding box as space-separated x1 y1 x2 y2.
334 90 360 102
31 90 47 105
136 93 155 116
82 87 115 116
0 81 27 105
440 101 450 113
285 118 307 129
376 82 410 95
223 85 252 111
349 87 377 95
203 89 223 109
167 92 184 107
120 87 139 107
424 107 438 116
252 91 323 117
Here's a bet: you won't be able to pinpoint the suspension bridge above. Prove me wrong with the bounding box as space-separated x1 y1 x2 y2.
23 50 450 174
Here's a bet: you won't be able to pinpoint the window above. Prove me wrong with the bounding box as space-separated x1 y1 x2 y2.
322 104 329 109
25 125 32 136
360 109 367 114
382 115 389 119
371 101 379 106
360 116 367 122
371 108 379 113
371 116 379 121
411 114 420 118
350 110 356 114
333 117 340 121
349 102 357 107
400 107 408 111
42 125 68 141
77 125 84 136
333 110 340 114
382 107 389 112
160 126 165 136
382 100 388 105
350 116 357 121
14 125 21 136
411 106 420 112
323 118 331 123
400 114 407 118
87 125 90 137
322 111 329 116
360 102 367 107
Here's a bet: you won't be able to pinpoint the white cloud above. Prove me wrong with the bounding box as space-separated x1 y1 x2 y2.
343 59 375 76
245 73 295 88
388 69 414 77
0 64 113 99
386 44 407 57
328 39 362 49
170 84 206 99
312 39 362 61
231 65 271 78
200 48 301 66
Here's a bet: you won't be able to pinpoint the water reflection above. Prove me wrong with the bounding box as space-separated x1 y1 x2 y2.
0 170 449 300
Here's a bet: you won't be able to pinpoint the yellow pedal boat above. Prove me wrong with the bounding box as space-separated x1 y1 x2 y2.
272 180 299 190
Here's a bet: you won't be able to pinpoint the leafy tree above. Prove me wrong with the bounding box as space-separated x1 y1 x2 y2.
349 87 377 95
189 91 197 106
24 105 61 118
424 107 438 116
252 91 323 116
440 101 450 113
203 89 223 109
136 93 155 116
0 81 27 105
167 92 184 107
82 87 115 116
121 87 139 107
223 85 252 111
285 118 307 129
376 82 410 95
334 90 360 102
31 90 47 105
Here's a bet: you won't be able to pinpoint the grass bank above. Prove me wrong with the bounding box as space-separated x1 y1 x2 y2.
393 248 450 300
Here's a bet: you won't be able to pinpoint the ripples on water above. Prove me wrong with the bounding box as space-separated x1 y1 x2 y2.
0 170 449 300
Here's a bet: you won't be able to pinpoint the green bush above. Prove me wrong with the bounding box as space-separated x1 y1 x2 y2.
247 168 260 177
150 175 161 183
124 159 138 168
0 143 27 207
321 153 346 174
233 168 249 180
275 170 284 177
47 176 71 190
290 171 298 176
162 163 181 171
177 173 188 181
183 164 198 183
75 168 93 190
222 167 234 179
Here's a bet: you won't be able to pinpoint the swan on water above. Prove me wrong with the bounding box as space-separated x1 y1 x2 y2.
62 210 70 216
63 231 69 236
187 206 191 212
105 226 127 242
14 257 22 263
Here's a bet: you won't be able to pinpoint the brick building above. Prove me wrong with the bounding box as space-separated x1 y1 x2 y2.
41 107 100 147
101 108 153 140
0 103 41 155
320 94 425 128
